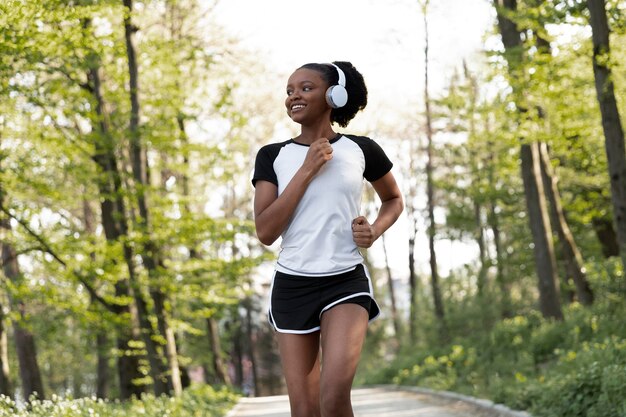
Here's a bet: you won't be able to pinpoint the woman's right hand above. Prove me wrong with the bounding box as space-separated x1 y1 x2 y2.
302 137 333 175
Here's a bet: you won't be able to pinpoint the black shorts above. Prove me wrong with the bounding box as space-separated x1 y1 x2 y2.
268 264 381 334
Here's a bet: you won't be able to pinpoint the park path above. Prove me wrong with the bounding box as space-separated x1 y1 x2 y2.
226 386 530 417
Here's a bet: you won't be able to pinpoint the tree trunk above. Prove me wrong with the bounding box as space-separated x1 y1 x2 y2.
538 144 594 305
408 221 418 344
0 153 45 400
406 132 420 344
93 332 109 399
493 0 563 319
421 0 446 340
82 198 112 398
12 314 44 400
587 0 626 272
244 298 259 396
489 202 512 317
121 0 176 395
0 305 11 397
229 319 244 387
520 144 563 319
592 217 620 258
2 249 45 400
85 50 145 399
0 131 8 399
206 317 232 385
382 234 402 341
474 202 488 296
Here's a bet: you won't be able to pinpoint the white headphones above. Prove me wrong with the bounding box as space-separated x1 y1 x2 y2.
325 63 348 108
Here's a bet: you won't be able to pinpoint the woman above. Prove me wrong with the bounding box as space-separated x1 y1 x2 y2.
252 61 403 417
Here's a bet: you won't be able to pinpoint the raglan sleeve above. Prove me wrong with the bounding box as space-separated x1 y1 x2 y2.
361 137 393 182
252 145 278 187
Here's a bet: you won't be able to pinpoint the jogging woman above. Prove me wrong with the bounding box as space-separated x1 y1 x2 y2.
252 61 403 417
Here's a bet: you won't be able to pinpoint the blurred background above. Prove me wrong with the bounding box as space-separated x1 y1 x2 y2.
1 1 625 416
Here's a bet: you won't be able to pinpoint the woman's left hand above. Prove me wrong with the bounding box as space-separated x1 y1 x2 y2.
352 216 378 248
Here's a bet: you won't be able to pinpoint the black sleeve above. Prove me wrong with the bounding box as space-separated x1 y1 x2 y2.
252 143 280 187
348 135 393 182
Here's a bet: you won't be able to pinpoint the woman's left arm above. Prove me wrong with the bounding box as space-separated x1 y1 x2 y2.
352 171 404 248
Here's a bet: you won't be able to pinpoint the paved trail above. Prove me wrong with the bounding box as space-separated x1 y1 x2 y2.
226 386 526 417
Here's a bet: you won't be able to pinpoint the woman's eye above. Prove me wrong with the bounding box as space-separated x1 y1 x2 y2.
286 90 293 96
303 86 312 91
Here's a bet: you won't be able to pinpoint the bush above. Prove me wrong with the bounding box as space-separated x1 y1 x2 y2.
525 338 626 417
0 384 238 417
360 296 626 417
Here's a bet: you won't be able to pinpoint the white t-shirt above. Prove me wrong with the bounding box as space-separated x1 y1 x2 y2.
252 134 393 276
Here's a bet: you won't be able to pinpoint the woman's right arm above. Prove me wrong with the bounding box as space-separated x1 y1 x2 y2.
254 138 332 246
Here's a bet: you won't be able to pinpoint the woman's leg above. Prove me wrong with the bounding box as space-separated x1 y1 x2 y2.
276 331 321 417
319 304 369 417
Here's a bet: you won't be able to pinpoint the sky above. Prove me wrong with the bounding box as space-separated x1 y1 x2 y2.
212 0 497 280
213 0 495 110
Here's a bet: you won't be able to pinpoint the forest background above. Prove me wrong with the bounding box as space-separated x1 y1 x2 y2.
1 1 625 417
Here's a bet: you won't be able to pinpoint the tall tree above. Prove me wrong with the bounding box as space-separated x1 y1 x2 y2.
403 127 421 344
538 144 594 305
493 0 563 319
381 234 402 341
520 143 563 319
121 0 179 396
0 304 10 397
420 0 447 340
0 124 11 398
523 5 594 306
0 187 45 400
587 0 626 273
84 36 146 399
82 197 111 398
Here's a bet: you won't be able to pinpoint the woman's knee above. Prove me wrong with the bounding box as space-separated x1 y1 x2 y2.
320 385 351 416
290 398 321 417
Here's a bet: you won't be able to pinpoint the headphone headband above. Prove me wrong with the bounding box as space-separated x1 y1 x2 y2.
329 63 346 87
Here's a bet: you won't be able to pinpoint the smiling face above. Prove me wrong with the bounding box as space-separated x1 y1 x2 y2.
285 68 332 126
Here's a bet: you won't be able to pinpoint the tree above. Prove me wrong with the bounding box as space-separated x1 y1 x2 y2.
0 304 10 397
0 174 45 400
0 0 264 399
587 0 626 275
381 234 402 341
420 0 447 340
121 0 177 396
538 143 594 305
493 0 563 320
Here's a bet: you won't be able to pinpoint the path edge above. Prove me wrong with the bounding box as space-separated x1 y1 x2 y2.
383 384 533 417
224 399 243 417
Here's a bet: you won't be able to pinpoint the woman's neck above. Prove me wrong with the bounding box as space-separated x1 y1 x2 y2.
295 125 337 145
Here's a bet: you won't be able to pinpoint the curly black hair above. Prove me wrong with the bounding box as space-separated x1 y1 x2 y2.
299 61 368 128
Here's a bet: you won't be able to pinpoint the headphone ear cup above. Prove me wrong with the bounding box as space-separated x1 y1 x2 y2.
326 85 348 109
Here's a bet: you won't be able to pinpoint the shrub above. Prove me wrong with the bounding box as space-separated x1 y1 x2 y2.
360 296 626 417
0 384 238 417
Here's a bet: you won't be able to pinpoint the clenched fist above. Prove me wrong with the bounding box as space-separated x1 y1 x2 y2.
352 216 377 248
302 137 333 175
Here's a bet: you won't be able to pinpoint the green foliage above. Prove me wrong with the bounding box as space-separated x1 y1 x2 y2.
358 6 626 414
0 384 238 417
361 292 626 417
0 0 272 399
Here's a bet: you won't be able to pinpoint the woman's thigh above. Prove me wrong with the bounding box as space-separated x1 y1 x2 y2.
319 304 368 399
277 331 321 416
